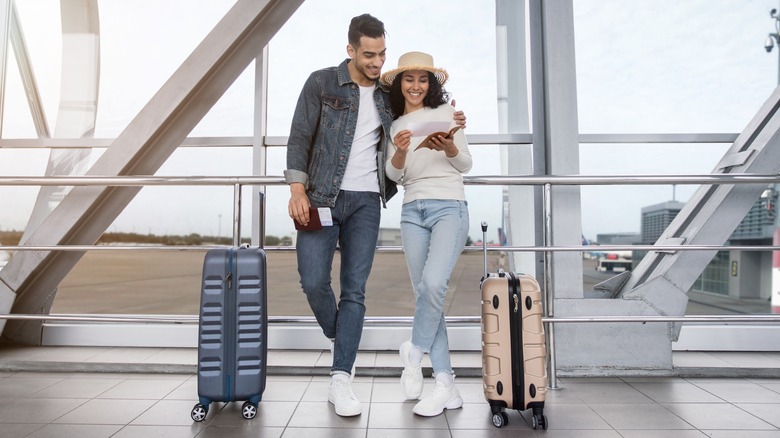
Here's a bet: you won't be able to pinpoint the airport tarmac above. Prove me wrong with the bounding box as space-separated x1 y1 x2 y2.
52 249 771 316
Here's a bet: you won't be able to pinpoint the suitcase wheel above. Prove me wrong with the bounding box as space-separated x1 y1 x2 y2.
532 412 548 430
491 411 509 428
241 401 258 419
191 403 208 422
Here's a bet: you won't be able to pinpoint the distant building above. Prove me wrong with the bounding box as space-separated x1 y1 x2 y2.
596 232 641 245
641 201 685 244
637 190 777 300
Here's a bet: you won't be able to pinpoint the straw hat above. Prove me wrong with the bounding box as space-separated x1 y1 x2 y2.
380 51 448 86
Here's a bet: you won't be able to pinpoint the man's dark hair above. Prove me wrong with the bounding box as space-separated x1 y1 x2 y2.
389 71 450 119
348 14 386 47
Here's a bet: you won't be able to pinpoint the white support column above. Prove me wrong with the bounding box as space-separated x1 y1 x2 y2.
0 0 11 136
252 46 269 246
495 0 536 275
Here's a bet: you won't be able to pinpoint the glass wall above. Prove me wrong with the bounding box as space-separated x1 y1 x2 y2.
2 0 779 328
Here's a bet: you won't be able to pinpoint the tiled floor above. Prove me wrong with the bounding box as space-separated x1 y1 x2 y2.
1 347 780 437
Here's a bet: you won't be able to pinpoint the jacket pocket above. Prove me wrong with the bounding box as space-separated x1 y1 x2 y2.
321 95 350 130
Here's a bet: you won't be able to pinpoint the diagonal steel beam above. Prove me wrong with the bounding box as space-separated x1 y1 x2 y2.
0 0 304 343
612 85 780 333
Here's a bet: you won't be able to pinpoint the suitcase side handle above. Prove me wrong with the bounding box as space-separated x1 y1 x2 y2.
481 221 488 279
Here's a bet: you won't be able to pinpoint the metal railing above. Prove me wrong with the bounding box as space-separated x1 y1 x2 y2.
2 137 780 382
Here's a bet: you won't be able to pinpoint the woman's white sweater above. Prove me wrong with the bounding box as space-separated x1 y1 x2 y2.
386 105 473 204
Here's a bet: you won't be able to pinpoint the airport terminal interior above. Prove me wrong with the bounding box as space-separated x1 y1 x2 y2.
2 0 780 436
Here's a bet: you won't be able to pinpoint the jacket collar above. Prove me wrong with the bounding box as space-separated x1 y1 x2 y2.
337 58 389 92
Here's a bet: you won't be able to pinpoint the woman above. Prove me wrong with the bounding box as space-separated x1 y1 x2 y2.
380 51 472 417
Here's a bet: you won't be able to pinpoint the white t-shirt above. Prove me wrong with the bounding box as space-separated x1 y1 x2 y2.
340 84 381 193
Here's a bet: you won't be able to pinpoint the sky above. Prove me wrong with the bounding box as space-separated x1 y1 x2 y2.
1 0 779 243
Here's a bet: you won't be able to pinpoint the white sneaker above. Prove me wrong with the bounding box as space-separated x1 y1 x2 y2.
330 341 356 380
412 379 463 417
328 374 362 417
399 340 423 400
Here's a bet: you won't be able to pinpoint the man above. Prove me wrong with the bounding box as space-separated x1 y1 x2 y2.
284 14 464 417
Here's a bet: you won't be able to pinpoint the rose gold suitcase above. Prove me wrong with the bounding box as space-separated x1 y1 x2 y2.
480 222 548 429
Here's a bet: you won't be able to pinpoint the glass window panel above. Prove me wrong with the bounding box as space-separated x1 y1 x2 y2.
574 0 778 134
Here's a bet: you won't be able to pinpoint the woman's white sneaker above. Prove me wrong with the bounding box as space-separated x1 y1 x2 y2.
412 379 463 417
399 340 424 399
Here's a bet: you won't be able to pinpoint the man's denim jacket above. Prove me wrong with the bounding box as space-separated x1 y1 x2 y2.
284 58 398 208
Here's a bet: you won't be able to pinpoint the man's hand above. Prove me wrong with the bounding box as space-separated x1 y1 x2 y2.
451 99 467 129
288 183 310 225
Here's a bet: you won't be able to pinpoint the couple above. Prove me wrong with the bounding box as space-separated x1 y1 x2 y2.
284 14 472 418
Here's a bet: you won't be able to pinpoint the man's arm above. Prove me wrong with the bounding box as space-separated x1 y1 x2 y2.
285 74 321 226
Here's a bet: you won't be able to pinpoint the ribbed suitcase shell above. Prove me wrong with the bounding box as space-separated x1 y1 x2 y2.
481 270 547 428
197 246 268 408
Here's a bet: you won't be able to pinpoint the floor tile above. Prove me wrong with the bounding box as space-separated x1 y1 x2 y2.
195 425 284 437
735 403 780 428
0 398 87 423
287 401 369 429
689 380 780 403
97 378 184 399
208 400 298 428
54 399 158 425
262 380 310 402
131 399 208 426
32 378 122 399
616 431 707 438
113 425 204 438
0 376 63 396
367 401 449 429
0 424 44 438
701 432 780 438
589 403 694 430
664 403 777 430
629 381 723 403
561 381 653 404
283 428 366 437
25 424 122 438
517 402 610 430
367 429 453 437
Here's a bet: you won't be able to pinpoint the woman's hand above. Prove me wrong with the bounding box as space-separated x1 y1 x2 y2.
393 129 412 153
427 134 459 158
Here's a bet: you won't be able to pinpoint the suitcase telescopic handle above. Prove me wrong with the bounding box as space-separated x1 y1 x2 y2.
481 221 488 278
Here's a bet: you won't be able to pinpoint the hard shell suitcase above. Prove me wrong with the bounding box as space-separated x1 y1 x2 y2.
190 244 268 422
479 222 548 429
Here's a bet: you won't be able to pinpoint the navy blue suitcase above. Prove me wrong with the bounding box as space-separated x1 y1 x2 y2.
191 244 268 421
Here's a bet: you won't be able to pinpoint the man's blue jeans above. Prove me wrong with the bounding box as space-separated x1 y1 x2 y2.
296 190 380 375
401 199 469 376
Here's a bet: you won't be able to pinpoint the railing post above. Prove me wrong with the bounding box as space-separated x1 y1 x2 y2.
543 182 559 389
232 183 242 247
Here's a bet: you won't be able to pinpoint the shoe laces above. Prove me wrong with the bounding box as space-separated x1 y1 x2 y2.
431 380 451 397
333 379 358 400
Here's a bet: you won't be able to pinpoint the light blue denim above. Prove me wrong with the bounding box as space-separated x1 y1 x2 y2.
401 199 469 376
296 190 381 375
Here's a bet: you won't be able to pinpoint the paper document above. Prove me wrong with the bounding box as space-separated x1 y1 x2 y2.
407 121 451 138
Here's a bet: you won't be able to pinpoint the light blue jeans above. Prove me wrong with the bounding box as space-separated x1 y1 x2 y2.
296 190 381 375
401 199 469 376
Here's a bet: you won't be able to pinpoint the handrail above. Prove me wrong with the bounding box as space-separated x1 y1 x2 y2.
3 314 780 324
2 244 780 253
0 132 741 149
1 173 779 186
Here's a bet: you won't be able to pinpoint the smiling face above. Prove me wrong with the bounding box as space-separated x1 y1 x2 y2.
400 70 430 114
346 35 386 86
